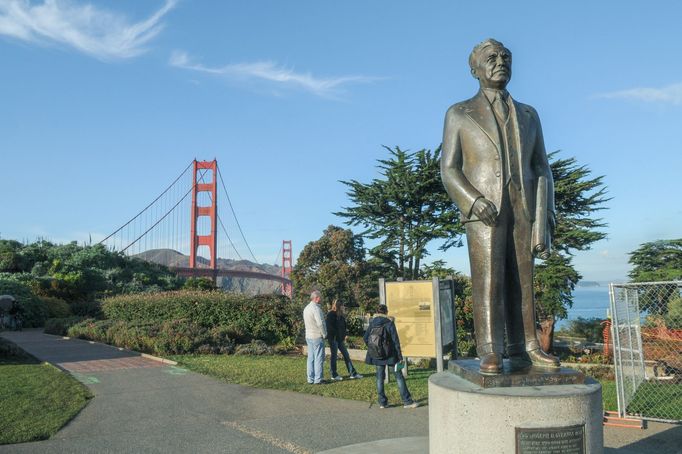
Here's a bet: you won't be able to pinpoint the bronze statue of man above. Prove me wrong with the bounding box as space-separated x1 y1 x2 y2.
441 39 560 374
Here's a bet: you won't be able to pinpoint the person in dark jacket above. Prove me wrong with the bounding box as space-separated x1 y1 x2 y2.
326 300 363 381
364 305 418 408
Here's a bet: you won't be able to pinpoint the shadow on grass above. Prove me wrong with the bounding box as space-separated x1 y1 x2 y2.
0 336 40 365
0 336 93 445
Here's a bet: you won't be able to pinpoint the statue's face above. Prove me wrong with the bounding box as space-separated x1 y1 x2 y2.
473 45 511 89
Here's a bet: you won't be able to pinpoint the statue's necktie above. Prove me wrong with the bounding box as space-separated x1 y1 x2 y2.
493 92 509 122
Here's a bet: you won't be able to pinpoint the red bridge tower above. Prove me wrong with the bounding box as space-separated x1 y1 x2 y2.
281 240 293 297
189 160 217 270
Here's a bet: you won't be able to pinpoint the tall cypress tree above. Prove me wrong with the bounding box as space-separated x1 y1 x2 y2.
335 146 463 279
534 152 610 351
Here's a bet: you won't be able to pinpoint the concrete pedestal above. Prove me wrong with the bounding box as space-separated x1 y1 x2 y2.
429 372 603 454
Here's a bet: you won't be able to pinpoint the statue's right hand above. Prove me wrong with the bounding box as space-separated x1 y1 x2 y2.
472 198 498 226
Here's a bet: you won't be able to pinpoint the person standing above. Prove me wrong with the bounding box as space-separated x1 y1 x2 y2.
326 300 363 381
364 305 418 408
303 290 327 384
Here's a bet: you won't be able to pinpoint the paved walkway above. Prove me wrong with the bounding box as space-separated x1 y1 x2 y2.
1 330 680 453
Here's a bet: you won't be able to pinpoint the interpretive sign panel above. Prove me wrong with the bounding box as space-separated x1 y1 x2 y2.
385 281 435 358
381 278 456 371
515 424 585 454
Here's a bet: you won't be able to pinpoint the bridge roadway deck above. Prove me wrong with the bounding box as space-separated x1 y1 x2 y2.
171 266 291 285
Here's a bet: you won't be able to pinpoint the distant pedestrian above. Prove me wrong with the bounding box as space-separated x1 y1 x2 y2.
303 290 327 384
364 305 418 409
326 300 363 381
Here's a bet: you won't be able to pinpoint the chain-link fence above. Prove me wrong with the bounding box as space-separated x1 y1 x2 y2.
609 281 682 422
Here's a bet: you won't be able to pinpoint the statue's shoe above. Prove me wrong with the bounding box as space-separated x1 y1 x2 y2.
479 352 502 374
526 349 560 369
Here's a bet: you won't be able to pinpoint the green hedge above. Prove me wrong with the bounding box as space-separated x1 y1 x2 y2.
102 291 303 345
0 276 48 328
44 316 86 336
41 297 72 319
66 319 236 355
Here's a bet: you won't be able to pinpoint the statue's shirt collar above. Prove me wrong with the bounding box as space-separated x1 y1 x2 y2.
482 88 510 105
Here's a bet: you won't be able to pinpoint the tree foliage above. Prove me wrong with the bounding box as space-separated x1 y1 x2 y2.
534 152 610 351
627 239 682 317
0 239 182 302
335 146 464 280
291 226 378 312
628 239 682 282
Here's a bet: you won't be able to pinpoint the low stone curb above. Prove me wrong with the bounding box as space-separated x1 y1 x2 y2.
301 345 367 361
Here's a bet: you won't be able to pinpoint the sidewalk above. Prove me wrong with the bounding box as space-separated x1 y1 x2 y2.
1 330 680 453
0 330 427 454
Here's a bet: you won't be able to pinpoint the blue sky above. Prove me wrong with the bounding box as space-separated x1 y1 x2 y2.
1 1 680 282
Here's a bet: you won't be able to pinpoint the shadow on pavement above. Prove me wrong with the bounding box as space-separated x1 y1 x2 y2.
605 423 682 453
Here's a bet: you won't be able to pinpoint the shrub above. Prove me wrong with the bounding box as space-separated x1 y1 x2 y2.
107 321 158 353
0 275 48 327
69 300 103 318
65 318 236 356
556 317 605 343
42 297 72 319
44 316 86 336
234 340 273 356
102 291 303 345
67 319 114 342
153 319 210 355
345 312 365 336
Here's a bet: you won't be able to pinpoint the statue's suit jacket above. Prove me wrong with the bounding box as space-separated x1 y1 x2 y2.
441 89 554 354
441 89 554 228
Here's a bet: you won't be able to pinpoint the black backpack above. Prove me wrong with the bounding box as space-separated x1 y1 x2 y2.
366 322 393 360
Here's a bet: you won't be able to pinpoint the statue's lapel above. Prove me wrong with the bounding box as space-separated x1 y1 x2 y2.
464 91 501 154
511 99 532 154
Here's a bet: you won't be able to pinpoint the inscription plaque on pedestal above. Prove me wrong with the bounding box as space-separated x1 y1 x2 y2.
516 424 585 454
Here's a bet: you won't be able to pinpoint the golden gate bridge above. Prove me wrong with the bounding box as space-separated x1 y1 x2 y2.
99 159 292 296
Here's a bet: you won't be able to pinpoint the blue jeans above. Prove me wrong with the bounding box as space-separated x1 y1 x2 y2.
329 339 357 377
306 337 325 384
375 365 413 406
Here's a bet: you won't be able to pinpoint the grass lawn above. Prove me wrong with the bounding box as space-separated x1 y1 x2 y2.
173 353 623 411
173 354 431 405
0 338 92 445
626 382 682 420
601 380 617 411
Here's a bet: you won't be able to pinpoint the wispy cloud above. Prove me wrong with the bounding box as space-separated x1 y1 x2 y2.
169 50 380 99
0 0 176 60
597 82 682 105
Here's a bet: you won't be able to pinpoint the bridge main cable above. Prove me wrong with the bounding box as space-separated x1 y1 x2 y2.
216 164 259 263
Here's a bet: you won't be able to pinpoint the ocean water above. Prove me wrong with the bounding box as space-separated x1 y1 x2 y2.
555 286 611 329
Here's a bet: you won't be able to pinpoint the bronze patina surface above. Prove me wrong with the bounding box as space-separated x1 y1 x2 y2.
441 39 560 374
449 359 584 388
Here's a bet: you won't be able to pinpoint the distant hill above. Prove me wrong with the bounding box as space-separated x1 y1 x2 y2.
577 280 601 288
135 249 283 295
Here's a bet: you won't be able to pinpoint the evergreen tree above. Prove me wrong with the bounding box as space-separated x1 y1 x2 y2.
628 239 682 282
534 152 610 351
627 238 682 317
335 146 463 279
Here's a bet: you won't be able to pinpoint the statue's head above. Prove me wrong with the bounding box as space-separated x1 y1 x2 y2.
469 38 512 90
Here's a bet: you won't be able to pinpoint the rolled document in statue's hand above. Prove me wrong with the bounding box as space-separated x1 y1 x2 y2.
532 176 551 260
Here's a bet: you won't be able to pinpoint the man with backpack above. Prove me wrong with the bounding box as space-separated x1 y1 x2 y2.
364 305 418 409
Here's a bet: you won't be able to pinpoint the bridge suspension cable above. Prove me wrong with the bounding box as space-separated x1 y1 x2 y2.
99 161 193 245
194 167 243 261
99 159 262 268
216 164 259 263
